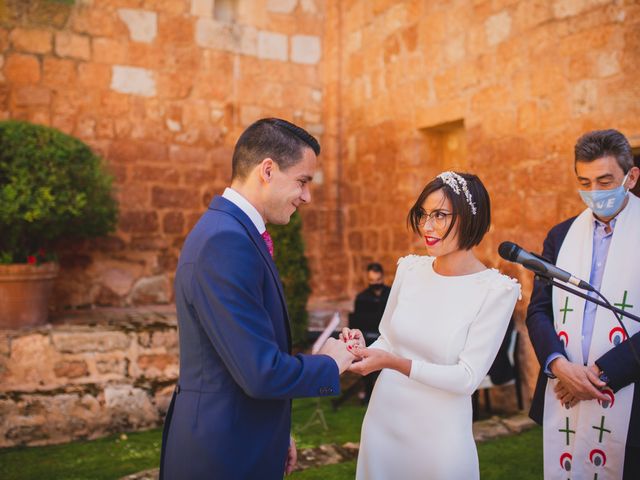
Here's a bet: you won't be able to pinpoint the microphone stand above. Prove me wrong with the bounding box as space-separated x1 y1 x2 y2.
536 273 640 370
535 274 640 323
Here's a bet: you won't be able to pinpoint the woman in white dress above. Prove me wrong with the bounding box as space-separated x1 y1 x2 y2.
342 172 520 480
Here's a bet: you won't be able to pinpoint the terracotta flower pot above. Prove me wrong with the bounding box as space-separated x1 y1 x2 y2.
0 262 60 329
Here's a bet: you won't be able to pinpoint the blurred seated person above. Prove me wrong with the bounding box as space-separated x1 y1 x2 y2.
349 262 391 403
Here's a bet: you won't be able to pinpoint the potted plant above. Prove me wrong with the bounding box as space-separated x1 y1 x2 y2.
0 120 118 328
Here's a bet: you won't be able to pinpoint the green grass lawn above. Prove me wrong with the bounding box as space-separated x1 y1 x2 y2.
0 398 542 480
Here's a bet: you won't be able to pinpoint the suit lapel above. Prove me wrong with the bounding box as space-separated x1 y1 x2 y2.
209 196 292 347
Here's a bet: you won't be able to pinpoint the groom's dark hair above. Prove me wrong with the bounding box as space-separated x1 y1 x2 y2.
231 118 320 181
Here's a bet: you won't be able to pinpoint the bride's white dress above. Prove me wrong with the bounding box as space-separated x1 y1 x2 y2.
356 255 520 480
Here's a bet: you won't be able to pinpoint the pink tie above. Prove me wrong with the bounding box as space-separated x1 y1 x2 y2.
261 230 274 258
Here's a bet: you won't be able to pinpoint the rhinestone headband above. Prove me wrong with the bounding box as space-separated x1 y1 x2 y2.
437 171 477 215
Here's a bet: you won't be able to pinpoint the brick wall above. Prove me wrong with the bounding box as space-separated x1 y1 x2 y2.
321 0 640 396
2 0 639 401
0 308 178 447
0 0 329 308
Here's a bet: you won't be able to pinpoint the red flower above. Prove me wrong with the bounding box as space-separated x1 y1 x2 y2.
38 248 46 257
27 255 37 265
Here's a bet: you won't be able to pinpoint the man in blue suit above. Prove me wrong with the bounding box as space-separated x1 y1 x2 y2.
160 118 355 479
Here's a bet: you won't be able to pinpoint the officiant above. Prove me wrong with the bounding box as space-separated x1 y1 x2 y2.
526 129 640 479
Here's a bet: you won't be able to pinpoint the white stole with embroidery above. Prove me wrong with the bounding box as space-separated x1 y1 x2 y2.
543 194 640 480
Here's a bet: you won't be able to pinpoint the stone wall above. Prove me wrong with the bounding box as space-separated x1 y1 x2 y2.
320 0 640 398
1 0 639 406
0 307 177 447
0 0 329 309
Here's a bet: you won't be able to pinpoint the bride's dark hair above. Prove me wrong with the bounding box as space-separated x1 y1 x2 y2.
407 172 491 250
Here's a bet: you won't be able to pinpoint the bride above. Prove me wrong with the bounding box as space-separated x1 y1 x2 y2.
342 172 520 479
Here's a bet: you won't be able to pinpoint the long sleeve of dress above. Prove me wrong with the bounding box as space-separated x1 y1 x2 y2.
409 276 520 396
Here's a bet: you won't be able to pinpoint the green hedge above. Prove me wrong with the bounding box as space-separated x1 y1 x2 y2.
0 120 118 263
270 212 311 346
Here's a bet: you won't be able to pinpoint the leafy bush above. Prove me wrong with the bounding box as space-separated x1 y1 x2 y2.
270 212 311 346
0 120 118 264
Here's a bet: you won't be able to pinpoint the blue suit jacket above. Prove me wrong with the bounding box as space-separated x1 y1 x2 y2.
526 216 640 478
160 196 340 480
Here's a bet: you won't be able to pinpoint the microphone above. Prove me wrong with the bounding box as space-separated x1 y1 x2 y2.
498 241 594 291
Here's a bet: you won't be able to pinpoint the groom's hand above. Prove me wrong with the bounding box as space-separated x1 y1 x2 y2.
319 337 357 374
285 436 297 475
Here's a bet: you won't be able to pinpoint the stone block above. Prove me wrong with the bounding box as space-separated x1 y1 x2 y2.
169 144 208 163
485 11 511 46
162 211 185 234
42 57 76 87
4 334 58 390
119 210 159 233
596 51 620 77
111 65 156 97
195 18 235 52
257 30 288 61
104 385 159 426
291 35 321 64
131 165 179 183
4 53 40 84
300 0 317 14
150 329 178 350
129 275 171 305
71 6 124 37
118 9 157 43
151 186 201 209
52 331 131 354
137 353 177 377
92 37 128 64
96 357 127 376
53 360 89 379
54 32 90 60
12 85 50 107
78 62 111 89
267 0 297 14
9 28 52 54
191 0 214 17
552 0 609 19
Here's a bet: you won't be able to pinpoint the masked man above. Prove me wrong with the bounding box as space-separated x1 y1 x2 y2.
527 129 640 479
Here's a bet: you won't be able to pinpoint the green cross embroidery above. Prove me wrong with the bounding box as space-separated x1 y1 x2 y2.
591 416 611 443
560 296 573 324
614 290 633 312
558 417 575 446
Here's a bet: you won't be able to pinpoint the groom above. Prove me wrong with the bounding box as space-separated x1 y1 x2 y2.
160 118 355 479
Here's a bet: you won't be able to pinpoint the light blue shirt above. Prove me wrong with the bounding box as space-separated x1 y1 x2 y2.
544 217 617 374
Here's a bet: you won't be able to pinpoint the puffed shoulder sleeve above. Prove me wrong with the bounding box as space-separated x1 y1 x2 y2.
409 273 521 395
368 255 422 353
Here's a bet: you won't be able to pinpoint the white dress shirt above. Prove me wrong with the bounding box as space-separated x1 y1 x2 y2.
222 187 266 234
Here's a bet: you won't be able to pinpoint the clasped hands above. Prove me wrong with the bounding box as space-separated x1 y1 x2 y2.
319 328 407 376
338 327 393 376
550 356 609 408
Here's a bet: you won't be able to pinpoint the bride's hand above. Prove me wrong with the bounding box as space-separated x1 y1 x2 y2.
348 346 389 376
339 327 366 348
349 346 412 377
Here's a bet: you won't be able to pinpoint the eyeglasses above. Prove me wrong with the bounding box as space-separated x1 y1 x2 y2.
417 210 452 229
